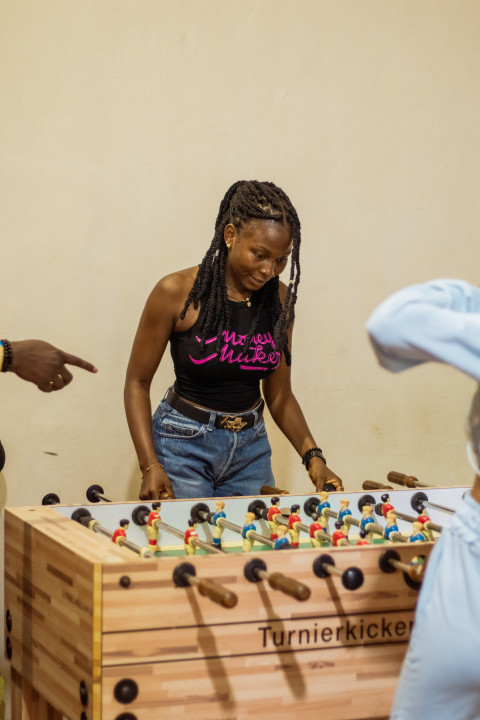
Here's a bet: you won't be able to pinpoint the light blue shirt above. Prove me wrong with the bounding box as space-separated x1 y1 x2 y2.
366 279 480 382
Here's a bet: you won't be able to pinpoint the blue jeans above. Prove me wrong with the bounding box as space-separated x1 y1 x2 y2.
151 390 275 498
391 490 480 720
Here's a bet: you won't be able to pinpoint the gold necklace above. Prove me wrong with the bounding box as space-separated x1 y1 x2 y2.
227 292 252 307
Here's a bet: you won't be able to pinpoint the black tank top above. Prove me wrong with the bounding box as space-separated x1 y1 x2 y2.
170 299 280 412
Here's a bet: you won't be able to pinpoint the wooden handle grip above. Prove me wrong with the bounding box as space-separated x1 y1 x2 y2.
197 578 238 608
362 480 393 490
387 471 419 488
267 572 311 601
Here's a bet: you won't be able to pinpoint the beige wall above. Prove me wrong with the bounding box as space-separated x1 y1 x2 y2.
1 0 479 710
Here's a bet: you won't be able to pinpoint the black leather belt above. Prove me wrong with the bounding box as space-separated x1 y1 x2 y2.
166 388 264 433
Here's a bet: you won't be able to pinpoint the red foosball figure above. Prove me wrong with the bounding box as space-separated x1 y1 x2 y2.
184 519 198 556
380 493 395 519
417 512 434 541
287 504 302 548
267 496 282 540
309 512 327 549
147 502 162 550
112 518 130 544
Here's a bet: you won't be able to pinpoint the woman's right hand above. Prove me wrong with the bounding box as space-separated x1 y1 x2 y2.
139 463 175 500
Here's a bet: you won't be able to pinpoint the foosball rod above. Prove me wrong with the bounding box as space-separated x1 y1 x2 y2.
243 558 311 601
371 500 442 536
410 491 455 518
190 502 276 548
298 498 356 544
379 549 425 588
362 480 393 491
131 504 224 555
86 484 113 503
249 499 333 544
71 507 153 557
387 471 432 488
172 562 238 608
312 554 364 591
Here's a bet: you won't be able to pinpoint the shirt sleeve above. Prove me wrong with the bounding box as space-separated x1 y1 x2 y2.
365 279 480 382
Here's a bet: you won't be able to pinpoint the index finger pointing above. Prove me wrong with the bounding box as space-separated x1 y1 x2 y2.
61 353 98 373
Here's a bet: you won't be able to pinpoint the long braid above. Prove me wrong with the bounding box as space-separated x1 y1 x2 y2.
180 180 302 365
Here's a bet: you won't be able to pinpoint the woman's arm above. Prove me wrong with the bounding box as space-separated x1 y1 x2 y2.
124 273 189 499
262 320 343 492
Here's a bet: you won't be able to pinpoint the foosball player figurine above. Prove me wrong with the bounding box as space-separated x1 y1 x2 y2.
267 496 282 540
317 491 330 518
112 518 130 544
360 504 375 531
147 502 162 550
417 511 434 541
338 498 352 532
332 520 349 547
287 504 302 548
212 500 226 548
274 525 291 550
410 520 427 543
309 513 327 549
242 512 257 552
184 519 198 556
356 528 370 546
384 511 400 541
380 493 395 519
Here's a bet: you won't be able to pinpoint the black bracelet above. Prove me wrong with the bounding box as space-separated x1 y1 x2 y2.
301 447 327 470
1 339 12 372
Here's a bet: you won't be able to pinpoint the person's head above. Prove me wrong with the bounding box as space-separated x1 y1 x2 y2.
386 510 397 524
381 494 390 503
119 519 130 529
319 491 329 503
182 180 301 363
340 498 349 509
290 504 300 514
362 504 372 517
271 496 280 506
215 500 225 512
244 511 255 524
152 501 161 510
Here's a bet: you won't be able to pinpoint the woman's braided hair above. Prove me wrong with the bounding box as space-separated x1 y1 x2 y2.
180 180 301 365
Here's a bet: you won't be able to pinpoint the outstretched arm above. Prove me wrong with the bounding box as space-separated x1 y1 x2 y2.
366 279 480 380
1 338 97 391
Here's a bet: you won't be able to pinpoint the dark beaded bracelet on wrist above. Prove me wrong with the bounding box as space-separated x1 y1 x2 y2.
1 339 12 372
301 447 327 470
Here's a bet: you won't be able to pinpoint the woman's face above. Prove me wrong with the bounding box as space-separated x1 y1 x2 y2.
224 219 293 295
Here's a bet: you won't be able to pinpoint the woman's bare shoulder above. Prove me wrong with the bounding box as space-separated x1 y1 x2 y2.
149 266 198 303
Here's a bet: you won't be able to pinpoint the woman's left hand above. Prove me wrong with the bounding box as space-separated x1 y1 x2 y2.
308 457 344 492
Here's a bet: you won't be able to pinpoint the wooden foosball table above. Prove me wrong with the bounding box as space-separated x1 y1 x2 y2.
4 484 466 720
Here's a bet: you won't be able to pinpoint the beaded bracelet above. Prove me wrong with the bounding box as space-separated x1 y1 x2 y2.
301 447 327 470
0 339 12 372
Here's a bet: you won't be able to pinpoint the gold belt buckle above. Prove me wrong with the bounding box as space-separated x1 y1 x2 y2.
219 415 248 432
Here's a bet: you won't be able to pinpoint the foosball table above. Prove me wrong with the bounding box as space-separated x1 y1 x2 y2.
4 482 467 720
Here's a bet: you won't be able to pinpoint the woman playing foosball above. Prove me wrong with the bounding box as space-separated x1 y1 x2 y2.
125 180 343 500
